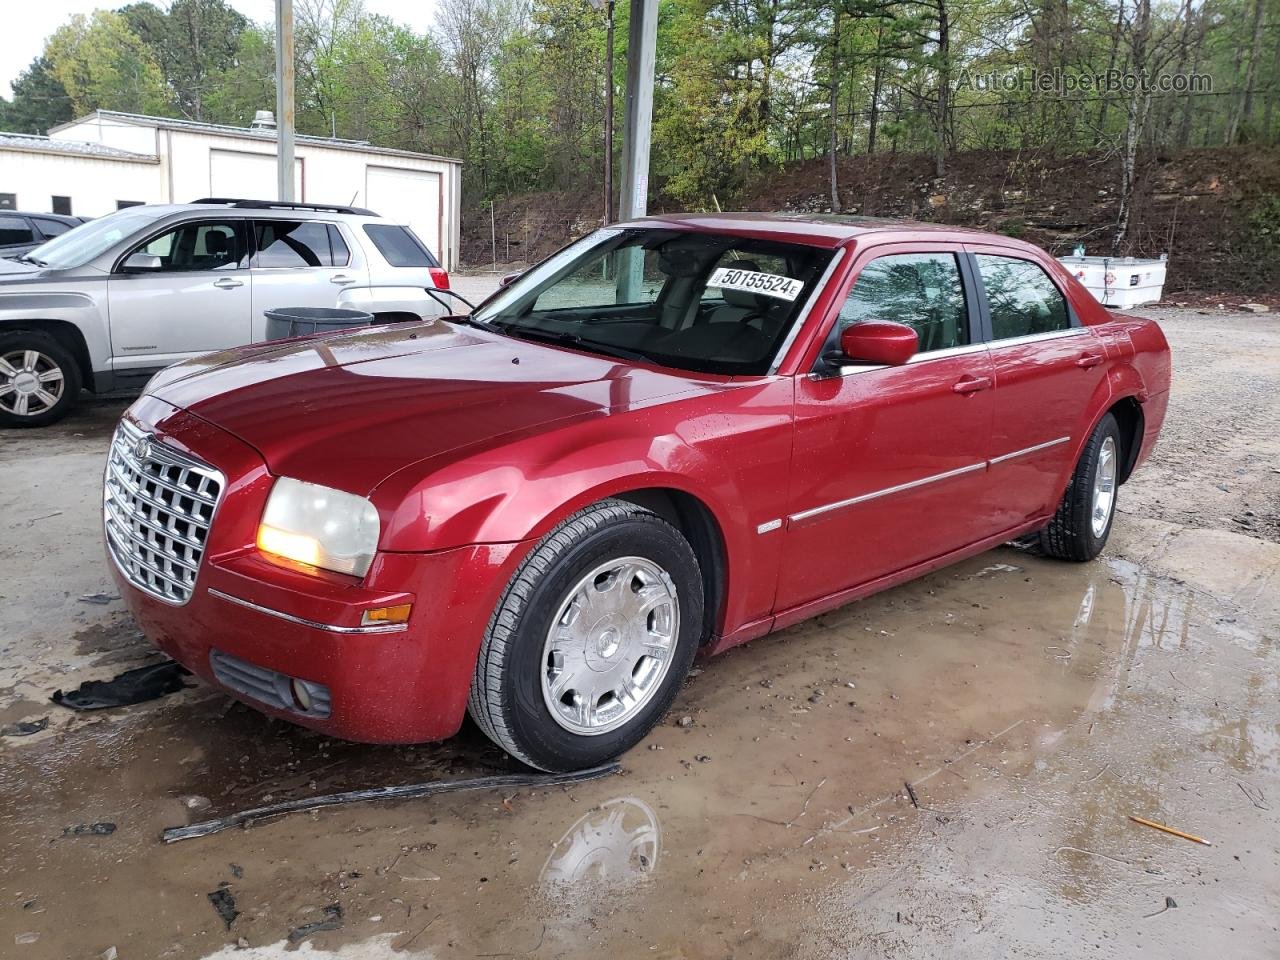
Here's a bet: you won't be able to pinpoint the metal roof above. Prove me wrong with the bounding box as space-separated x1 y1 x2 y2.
49 111 462 165
0 131 158 162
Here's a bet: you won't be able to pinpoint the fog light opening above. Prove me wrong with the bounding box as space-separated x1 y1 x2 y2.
290 678 313 712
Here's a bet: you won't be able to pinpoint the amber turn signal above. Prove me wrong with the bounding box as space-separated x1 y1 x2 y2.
360 603 413 626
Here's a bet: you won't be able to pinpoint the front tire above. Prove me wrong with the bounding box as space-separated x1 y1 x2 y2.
1038 412 1121 562
0 331 82 428
468 499 703 772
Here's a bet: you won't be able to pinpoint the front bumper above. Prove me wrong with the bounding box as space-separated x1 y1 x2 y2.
107 396 528 743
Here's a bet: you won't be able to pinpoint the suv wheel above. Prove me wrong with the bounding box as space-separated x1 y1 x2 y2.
468 499 703 772
0 331 82 428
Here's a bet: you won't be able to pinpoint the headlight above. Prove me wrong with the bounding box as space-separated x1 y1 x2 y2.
256 477 380 577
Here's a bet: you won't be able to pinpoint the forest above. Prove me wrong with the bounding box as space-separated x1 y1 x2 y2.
1 0 1278 270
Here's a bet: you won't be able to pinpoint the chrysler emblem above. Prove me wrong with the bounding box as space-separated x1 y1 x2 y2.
134 436 153 461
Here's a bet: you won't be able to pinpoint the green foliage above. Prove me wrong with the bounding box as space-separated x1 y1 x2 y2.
0 58 73 135
1247 193 1280 251
45 11 170 116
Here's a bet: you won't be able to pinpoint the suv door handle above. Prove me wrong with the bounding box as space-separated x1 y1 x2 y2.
1075 352 1105 369
952 375 992 394
212 277 243 289
330 274 355 285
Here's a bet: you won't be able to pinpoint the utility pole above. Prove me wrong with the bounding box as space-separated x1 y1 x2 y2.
603 0 615 224
617 0 658 222
275 0 296 202
616 0 658 300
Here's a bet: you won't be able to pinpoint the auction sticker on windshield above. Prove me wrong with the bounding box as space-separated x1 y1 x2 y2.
708 267 804 301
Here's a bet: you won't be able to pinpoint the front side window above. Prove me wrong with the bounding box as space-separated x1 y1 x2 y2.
975 255 1070 339
838 252 969 352
473 228 833 375
254 221 347 268
133 221 247 271
0 216 34 246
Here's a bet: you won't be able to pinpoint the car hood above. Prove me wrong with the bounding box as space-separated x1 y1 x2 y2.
0 258 47 278
149 320 734 496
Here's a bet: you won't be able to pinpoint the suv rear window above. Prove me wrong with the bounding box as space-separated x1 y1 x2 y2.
362 224 440 268
0 216 35 246
255 221 350 268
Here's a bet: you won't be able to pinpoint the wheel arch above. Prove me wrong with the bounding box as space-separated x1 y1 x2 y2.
1107 395 1144 484
0 318 95 391
611 487 729 647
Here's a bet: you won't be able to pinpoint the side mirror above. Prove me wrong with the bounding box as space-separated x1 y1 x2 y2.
828 320 919 366
122 251 163 272
498 271 521 288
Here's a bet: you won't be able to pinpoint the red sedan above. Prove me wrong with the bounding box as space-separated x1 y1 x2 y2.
105 214 1170 770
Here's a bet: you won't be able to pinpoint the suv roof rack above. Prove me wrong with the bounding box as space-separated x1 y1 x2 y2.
191 198 379 217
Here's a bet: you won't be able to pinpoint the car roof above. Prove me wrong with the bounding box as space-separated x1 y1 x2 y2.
5 211 83 222
614 211 1020 250
134 202 382 223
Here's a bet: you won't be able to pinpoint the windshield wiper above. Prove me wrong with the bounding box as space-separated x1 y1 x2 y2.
11 254 47 266
494 325 653 365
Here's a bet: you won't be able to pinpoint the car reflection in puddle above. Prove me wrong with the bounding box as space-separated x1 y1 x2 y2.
540 795 662 889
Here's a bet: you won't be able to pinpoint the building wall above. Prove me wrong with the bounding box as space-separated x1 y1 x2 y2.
0 150 162 217
49 116 462 268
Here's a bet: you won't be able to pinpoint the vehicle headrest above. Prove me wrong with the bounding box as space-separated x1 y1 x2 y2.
205 232 229 255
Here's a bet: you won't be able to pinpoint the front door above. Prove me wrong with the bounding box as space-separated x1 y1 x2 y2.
107 218 252 373
967 247 1110 528
776 245 995 611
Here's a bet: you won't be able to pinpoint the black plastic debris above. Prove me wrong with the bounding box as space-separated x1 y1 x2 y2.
288 904 343 943
207 888 239 930
1 717 49 737
63 822 116 837
162 762 621 843
52 661 189 711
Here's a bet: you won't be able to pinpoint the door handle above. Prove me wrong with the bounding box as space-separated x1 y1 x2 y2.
952 375 992 394
1075 352 1104 369
212 277 243 289
330 274 355 285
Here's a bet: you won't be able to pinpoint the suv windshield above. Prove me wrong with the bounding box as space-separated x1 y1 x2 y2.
472 228 833 375
26 207 167 270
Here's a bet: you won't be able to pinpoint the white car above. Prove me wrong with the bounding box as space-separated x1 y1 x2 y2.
0 199 455 427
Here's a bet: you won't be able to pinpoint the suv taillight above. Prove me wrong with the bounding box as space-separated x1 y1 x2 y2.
429 267 450 290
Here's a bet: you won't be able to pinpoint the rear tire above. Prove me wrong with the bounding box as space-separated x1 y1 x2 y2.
468 499 703 772
0 330 82 428
1038 413 1121 562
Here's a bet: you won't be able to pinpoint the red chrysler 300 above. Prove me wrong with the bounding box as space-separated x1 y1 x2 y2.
105 214 1170 771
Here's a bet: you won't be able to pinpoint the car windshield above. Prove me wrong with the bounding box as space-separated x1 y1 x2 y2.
26 207 167 270
472 228 834 375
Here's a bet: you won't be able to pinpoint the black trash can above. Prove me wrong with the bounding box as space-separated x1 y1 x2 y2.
264 306 374 341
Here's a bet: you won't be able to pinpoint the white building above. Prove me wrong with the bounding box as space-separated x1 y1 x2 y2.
0 110 463 268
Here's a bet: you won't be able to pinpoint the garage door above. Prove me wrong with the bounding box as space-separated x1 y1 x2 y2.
209 150 302 201
365 166 441 260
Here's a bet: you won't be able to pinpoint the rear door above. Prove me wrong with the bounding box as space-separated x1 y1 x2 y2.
249 220 368 341
965 246 1109 528
106 218 253 373
775 243 995 611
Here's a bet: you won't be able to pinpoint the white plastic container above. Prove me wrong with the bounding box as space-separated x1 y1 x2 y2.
1057 255 1167 308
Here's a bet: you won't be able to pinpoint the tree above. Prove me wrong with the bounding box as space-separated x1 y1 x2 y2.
45 11 170 116
121 0 249 121
0 57 74 134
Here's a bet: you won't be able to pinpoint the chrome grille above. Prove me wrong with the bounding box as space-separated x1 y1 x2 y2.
103 420 224 605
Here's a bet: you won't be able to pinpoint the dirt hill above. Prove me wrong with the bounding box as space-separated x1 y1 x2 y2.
462 147 1280 294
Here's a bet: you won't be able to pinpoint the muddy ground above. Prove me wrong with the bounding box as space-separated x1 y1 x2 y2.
0 305 1276 959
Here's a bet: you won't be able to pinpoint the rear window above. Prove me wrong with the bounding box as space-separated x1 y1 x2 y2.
254 221 350 268
363 224 440 268
0 216 35 246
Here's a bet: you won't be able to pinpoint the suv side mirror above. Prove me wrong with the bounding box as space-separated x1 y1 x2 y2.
122 251 163 272
827 320 919 366
498 271 521 288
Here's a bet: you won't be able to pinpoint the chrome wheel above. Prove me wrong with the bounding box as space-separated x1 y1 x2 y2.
1091 435 1117 538
0 349 65 418
541 556 680 736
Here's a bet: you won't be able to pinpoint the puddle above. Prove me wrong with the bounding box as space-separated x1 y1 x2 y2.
0 533 1276 959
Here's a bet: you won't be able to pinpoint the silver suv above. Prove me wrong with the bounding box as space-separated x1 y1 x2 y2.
0 199 452 427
